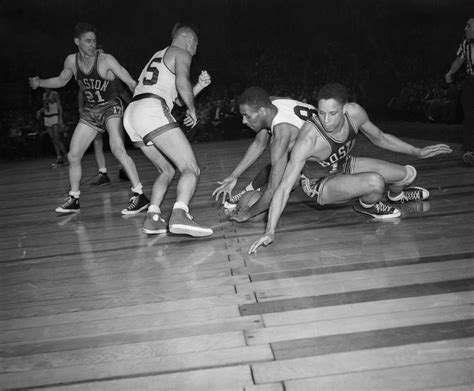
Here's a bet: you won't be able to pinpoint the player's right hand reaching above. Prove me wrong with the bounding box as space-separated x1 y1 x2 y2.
212 177 237 204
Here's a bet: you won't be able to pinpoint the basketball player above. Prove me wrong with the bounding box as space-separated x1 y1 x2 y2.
29 22 148 214
36 88 68 167
248 83 452 254
212 87 317 222
124 23 213 237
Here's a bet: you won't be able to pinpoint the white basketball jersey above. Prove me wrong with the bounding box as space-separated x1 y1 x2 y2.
134 47 178 110
270 99 316 135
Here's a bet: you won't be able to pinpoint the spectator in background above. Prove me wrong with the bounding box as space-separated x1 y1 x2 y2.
36 88 68 167
445 17 474 166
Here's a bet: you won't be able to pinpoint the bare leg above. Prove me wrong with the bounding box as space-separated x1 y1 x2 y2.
140 145 175 207
106 117 141 188
93 133 107 171
67 123 98 192
149 127 199 204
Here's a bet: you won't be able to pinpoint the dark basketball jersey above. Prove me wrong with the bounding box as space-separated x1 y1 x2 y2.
76 53 119 107
302 113 358 179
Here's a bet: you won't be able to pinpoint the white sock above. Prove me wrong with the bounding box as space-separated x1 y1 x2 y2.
148 204 161 214
173 201 189 213
99 168 107 174
69 190 80 198
131 183 143 195
359 199 374 208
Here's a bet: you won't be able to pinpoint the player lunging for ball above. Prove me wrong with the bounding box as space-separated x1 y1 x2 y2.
249 83 452 254
213 87 317 221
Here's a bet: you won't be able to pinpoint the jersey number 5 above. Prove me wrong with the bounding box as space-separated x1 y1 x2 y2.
142 57 162 86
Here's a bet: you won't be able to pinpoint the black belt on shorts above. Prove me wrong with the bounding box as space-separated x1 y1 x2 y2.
132 93 165 102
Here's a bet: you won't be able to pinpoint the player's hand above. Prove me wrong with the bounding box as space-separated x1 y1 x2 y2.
198 70 211 88
445 73 453 84
248 233 274 254
184 110 198 128
417 144 452 159
29 76 40 90
229 206 251 223
212 177 237 204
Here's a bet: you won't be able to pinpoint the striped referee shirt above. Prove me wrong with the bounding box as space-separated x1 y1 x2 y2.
456 39 474 76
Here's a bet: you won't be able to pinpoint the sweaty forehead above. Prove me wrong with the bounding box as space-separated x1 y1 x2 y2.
318 98 343 112
239 104 258 115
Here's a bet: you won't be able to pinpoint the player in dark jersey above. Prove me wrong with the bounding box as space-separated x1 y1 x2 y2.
29 22 148 214
248 83 452 254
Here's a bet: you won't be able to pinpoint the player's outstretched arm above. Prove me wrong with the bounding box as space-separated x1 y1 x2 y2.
233 124 293 221
213 129 270 203
29 55 75 90
353 103 452 158
248 135 310 254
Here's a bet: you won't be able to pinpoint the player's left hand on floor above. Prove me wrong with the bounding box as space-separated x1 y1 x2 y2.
248 233 274 254
419 144 452 158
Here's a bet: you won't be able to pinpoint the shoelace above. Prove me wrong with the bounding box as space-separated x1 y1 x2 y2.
127 195 139 209
185 212 194 221
229 191 245 203
374 202 393 213
62 196 76 207
399 189 422 203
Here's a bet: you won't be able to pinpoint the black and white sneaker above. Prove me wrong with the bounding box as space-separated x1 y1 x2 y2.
55 196 80 213
388 186 429 203
121 193 149 215
353 200 400 219
90 172 111 186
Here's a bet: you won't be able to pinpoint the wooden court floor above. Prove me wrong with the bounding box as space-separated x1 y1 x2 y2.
1 132 473 390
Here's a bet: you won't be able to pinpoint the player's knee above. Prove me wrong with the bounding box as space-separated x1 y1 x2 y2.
180 163 200 178
110 145 126 159
67 151 80 164
365 172 386 195
391 165 417 187
161 164 176 180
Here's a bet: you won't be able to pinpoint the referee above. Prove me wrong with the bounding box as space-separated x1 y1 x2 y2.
445 17 474 166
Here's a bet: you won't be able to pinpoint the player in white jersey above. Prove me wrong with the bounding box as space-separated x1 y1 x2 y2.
124 23 213 237
212 87 317 221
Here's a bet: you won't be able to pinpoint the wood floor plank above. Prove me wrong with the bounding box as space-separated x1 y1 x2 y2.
260 292 473 327
254 267 473 302
0 293 255 330
0 305 248 344
251 339 474 384
38 364 254 391
245 305 473 345
284 359 474 391
0 315 264 357
1 344 272 389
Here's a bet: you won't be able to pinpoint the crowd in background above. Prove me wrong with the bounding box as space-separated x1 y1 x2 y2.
0 3 468 160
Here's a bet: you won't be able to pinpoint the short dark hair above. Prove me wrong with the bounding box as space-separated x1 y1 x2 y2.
171 23 198 40
317 83 348 105
238 87 272 111
74 22 96 39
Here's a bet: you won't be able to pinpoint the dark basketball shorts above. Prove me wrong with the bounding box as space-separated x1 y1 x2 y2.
79 98 123 133
300 156 356 205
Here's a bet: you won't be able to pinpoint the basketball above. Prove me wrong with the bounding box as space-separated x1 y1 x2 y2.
237 190 261 209
237 190 268 222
